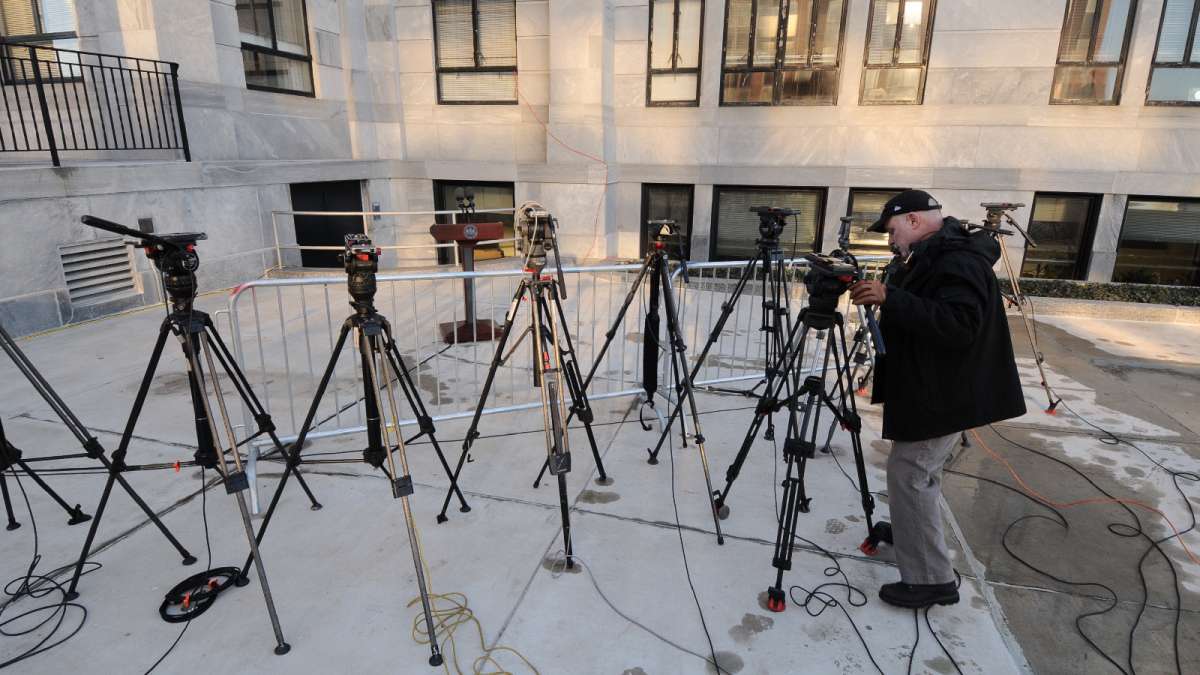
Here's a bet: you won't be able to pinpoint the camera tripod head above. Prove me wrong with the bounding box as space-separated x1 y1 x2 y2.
972 202 1037 248
749 206 793 245
81 215 207 307
341 233 381 313
517 202 568 297
837 216 854 253
803 252 860 316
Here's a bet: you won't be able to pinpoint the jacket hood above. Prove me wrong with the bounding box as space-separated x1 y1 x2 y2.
910 216 1001 265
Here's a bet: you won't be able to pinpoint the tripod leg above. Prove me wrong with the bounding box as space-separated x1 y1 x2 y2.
14 459 90 525
241 320 352 584
197 334 290 654
713 319 810 515
439 279 528 522
658 261 725 545
204 320 321 510
648 257 760 463
379 321 470 512
765 395 816 613
68 319 196 599
1 470 20 530
362 331 444 666
547 288 608 485
534 288 574 568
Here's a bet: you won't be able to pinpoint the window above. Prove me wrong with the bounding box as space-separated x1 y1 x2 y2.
0 0 75 45
711 186 825 260
1019 193 1099 280
846 189 903 256
433 180 515 263
860 0 936 104
1113 198 1200 286
432 0 517 104
1147 0 1200 104
1050 0 1137 104
648 0 704 105
640 184 694 258
721 0 849 105
237 0 314 96
0 0 78 82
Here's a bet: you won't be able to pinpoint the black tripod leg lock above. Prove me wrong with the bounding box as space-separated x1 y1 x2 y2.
755 396 778 416
841 412 862 433
548 451 572 476
224 470 250 494
83 437 104 459
784 438 815 460
417 415 436 435
573 405 594 425
254 413 276 434
391 475 414 499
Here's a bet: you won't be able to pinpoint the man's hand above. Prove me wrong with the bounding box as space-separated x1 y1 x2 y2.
850 280 887 306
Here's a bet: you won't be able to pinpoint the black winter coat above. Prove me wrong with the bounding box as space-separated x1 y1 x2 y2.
870 217 1026 441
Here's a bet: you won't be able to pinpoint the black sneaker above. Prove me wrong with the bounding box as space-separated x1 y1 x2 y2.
879 581 959 609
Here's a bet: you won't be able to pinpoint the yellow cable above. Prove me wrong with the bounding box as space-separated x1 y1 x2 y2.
408 592 540 675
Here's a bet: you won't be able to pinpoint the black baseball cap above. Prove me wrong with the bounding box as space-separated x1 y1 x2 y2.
868 189 942 233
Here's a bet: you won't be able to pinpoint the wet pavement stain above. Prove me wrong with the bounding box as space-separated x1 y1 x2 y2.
970 595 987 610
706 651 744 675
578 489 620 504
621 668 648 675
728 613 775 644
824 518 846 535
924 656 957 674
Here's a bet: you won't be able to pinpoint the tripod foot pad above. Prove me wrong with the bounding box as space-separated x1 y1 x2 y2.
766 588 787 613
6 522 20 531
595 476 614 486
182 555 198 566
310 503 324 511
646 450 659 466
436 514 449 524
429 653 444 667
274 643 291 656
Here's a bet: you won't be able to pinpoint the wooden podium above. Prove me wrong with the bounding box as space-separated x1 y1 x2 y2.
429 221 505 344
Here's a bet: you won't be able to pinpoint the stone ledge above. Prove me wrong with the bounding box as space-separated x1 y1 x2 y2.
1018 296 1200 324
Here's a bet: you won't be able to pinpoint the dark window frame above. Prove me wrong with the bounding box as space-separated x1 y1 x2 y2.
431 0 518 106
1145 0 1200 106
858 0 937 106
238 0 316 97
646 0 705 107
846 187 906 253
709 184 828 260
719 0 851 107
1113 194 1200 286
1049 0 1138 106
0 0 80 85
639 183 695 258
1019 191 1101 281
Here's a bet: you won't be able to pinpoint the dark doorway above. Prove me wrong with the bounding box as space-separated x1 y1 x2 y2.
1020 193 1100 280
289 180 365 267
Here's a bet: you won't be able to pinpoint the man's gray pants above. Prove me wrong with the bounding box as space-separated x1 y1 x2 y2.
886 431 959 585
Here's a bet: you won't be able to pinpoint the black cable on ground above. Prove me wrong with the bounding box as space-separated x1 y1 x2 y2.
953 417 1197 675
0 469 95 670
665 386 725 675
144 467 217 674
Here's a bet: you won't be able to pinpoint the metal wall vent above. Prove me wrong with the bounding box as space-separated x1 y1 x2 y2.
59 237 138 306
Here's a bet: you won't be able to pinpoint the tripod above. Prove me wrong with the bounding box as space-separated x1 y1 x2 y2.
275 234 455 666
646 208 799 466
1 415 90 531
530 222 725 544
439 205 603 568
971 203 1060 413
74 215 315 655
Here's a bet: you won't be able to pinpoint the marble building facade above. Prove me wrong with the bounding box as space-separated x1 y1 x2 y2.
0 0 1197 335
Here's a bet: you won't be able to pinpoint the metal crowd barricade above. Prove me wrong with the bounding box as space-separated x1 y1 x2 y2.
226 256 890 446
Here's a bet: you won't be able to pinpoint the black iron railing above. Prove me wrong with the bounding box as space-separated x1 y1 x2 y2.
0 41 190 166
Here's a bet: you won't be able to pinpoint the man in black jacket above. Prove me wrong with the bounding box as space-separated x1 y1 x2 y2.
849 190 1026 609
